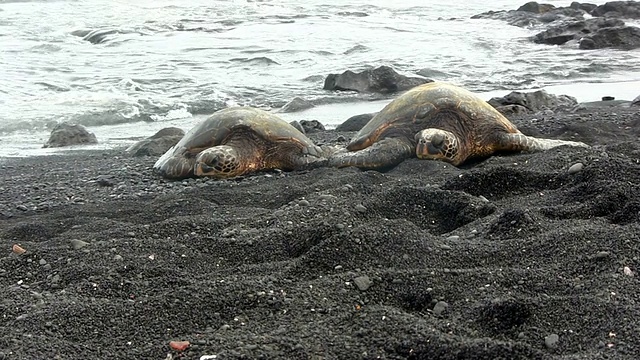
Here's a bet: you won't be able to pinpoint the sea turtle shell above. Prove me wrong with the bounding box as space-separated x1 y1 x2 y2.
154 106 322 178
182 107 316 151
346 82 518 151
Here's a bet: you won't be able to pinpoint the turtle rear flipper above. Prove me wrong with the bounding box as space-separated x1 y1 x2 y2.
497 133 589 153
328 137 413 170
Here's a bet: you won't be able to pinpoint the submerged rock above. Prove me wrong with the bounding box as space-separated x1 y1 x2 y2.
71 28 120 44
43 123 98 148
323 66 432 93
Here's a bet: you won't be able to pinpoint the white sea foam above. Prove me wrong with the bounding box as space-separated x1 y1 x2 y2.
0 0 638 156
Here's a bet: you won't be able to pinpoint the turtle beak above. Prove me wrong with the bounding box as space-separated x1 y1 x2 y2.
416 138 442 156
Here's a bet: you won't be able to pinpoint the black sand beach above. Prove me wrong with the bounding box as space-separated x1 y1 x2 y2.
1 105 640 359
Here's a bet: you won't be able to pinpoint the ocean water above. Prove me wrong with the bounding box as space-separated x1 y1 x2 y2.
0 0 639 157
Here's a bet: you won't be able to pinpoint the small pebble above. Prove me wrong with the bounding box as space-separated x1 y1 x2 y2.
595 251 610 259
432 301 449 315
96 176 115 187
12 244 26 255
169 340 190 352
354 204 367 213
113 255 124 261
70 239 89 250
568 163 584 174
353 276 372 291
545 334 559 349
298 199 310 206
39 259 47 266
446 235 460 241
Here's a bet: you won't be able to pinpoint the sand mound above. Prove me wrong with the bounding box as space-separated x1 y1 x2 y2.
0 106 639 359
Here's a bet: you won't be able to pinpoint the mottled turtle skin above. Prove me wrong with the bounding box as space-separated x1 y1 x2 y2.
154 107 326 179
329 82 588 169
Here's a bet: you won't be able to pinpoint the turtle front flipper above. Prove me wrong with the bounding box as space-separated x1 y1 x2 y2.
496 133 589 153
328 137 414 170
154 146 197 179
287 153 329 171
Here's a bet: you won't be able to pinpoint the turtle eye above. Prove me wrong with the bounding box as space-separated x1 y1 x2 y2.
431 133 444 147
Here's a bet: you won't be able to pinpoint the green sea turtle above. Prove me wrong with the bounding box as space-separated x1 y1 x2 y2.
153 107 326 179
329 82 588 169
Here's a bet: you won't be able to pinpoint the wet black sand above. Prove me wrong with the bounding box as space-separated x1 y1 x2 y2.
1 106 639 359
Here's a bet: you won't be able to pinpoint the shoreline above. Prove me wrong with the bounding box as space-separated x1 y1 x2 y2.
0 80 638 159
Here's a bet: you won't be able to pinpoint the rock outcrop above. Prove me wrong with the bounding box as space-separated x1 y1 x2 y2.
335 113 378 132
324 66 431 94
590 1 640 18
299 120 325 133
532 17 625 45
43 123 98 148
578 25 640 49
125 127 185 157
488 90 578 113
279 97 314 113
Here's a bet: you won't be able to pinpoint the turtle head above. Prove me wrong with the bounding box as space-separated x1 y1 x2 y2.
194 146 243 178
415 129 462 165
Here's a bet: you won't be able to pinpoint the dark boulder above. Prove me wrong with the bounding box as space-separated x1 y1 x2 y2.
125 127 185 157
335 113 378 132
579 25 640 49
323 66 431 94
279 97 314 113
570 2 597 12
43 123 98 148
590 1 640 19
493 104 530 117
471 6 584 27
632 94 640 106
299 120 325 133
488 90 577 113
532 17 625 46
517 2 556 13
289 120 305 134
